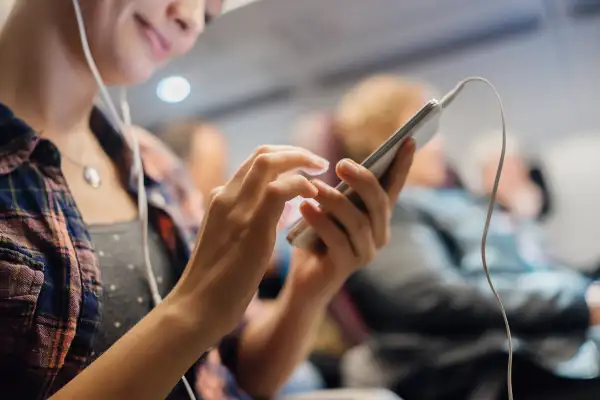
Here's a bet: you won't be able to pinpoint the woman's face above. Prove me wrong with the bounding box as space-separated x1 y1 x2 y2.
65 0 219 85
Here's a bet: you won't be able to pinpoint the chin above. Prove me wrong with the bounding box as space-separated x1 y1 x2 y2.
108 58 159 86
96 44 159 86
125 62 157 85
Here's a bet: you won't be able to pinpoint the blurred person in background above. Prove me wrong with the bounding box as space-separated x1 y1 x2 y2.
294 74 600 400
160 120 229 201
460 131 552 222
0 1 413 400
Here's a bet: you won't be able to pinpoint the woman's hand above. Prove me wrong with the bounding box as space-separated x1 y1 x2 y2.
287 139 416 301
172 145 328 337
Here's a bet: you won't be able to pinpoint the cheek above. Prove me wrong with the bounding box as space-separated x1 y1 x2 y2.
172 35 201 59
98 24 159 84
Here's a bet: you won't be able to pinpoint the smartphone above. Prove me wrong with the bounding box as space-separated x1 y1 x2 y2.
286 99 442 252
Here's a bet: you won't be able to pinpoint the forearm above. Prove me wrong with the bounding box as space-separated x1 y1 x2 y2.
52 293 216 400
235 282 331 398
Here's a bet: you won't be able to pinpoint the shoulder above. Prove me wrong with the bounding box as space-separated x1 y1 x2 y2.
189 125 228 162
193 125 227 146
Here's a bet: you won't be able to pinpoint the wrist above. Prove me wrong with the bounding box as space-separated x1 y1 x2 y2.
164 286 226 346
276 282 331 325
284 268 342 310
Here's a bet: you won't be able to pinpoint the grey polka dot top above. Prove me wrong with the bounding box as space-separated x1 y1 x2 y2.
88 220 178 357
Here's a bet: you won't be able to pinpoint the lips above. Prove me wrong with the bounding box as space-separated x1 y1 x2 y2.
134 14 172 61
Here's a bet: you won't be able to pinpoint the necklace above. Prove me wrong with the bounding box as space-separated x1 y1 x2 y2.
61 154 102 189
37 131 102 189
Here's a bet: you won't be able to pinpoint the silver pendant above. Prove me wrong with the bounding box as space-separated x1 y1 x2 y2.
83 166 102 189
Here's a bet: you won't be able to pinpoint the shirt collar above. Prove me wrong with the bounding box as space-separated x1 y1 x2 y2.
0 101 160 188
0 102 42 174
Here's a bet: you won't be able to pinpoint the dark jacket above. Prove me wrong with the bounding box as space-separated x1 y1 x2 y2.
344 188 598 399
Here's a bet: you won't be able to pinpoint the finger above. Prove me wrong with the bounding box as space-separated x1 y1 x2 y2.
385 139 416 205
310 179 375 257
335 159 390 247
241 175 319 258
243 150 327 196
207 186 224 203
231 150 326 219
231 145 327 185
299 200 354 265
255 174 318 228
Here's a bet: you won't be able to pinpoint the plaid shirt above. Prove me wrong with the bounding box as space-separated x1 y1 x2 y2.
0 102 250 400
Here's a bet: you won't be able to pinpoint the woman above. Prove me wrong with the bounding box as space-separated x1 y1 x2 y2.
0 1 414 400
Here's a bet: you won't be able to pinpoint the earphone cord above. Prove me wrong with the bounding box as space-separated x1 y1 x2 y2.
71 0 196 398
440 77 513 400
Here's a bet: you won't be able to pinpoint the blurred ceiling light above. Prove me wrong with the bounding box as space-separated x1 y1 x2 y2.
157 76 191 104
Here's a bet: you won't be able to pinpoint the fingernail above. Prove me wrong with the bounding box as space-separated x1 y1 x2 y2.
340 159 360 175
304 166 328 176
303 157 330 176
311 179 329 193
402 138 415 151
300 199 319 213
313 156 330 170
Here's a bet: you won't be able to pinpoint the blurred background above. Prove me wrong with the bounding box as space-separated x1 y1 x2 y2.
121 0 600 169
108 0 600 272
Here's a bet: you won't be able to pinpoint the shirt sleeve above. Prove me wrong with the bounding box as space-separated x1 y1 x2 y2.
346 210 591 336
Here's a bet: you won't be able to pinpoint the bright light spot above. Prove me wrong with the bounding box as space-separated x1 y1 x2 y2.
157 76 191 103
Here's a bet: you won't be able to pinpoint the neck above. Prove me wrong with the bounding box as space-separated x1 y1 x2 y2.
0 0 97 138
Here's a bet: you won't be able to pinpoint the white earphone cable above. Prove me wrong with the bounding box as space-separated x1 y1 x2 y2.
71 1 196 398
440 77 513 400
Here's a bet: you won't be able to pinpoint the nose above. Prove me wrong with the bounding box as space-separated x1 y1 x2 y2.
166 0 204 36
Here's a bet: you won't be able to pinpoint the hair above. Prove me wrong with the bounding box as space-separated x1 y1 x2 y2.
334 74 436 162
